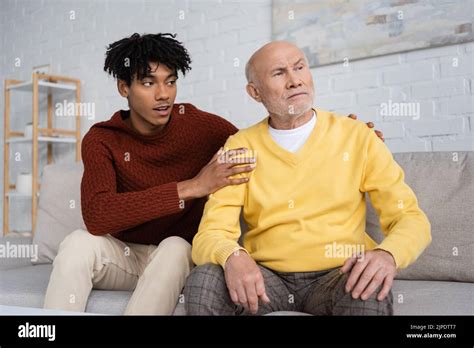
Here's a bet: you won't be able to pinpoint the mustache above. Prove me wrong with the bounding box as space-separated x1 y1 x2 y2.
285 91 311 99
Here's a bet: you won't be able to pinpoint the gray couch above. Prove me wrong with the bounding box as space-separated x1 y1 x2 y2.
1 152 473 315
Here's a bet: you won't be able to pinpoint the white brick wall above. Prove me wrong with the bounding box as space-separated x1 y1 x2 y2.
1 0 473 233
313 43 474 153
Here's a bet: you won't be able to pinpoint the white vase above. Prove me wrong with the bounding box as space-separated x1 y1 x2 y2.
16 173 33 195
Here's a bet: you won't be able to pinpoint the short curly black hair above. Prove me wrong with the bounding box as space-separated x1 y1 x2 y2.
104 33 192 86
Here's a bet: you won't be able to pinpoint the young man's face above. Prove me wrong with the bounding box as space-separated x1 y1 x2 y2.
118 62 178 134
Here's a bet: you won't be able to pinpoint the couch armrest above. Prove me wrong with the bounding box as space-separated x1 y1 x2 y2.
0 235 34 270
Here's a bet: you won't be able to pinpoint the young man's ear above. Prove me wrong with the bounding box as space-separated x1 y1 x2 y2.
117 80 129 98
246 82 262 103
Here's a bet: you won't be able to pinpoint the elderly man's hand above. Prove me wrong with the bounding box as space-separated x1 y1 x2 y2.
341 249 396 301
348 114 385 142
224 250 271 314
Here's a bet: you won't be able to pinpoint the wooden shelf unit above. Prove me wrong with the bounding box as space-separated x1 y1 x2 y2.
3 73 82 236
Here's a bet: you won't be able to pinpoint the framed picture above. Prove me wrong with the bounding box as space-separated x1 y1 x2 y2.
272 0 474 67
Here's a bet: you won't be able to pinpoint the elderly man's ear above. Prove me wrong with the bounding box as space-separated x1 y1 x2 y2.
246 83 262 103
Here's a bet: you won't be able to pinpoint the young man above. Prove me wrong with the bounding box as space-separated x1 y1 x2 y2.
43 33 383 315
184 41 431 316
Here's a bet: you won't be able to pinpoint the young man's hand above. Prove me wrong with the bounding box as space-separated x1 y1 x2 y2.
178 147 256 200
341 249 396 301
224 250 270 314
348 114 385 142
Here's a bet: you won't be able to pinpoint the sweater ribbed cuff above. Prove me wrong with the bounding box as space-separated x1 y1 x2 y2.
215 242 247 269
156 182 182 217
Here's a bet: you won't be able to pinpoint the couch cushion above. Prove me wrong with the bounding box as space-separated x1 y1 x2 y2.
33 162 86 264
0 264 131 314
366 151 474 282
1 265 471 315
172 279 474 316
392 279 474 315
0 236 35 270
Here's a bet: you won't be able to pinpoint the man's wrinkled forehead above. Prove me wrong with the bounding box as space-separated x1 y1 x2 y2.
252 44 307 74
268 56 306 71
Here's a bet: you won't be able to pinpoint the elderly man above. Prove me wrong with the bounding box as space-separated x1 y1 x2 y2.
183 41 431 316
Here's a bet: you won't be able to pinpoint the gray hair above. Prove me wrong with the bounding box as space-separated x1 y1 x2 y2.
245 59 254 83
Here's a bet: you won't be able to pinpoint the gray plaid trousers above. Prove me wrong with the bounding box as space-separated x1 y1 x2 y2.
183 263 393 315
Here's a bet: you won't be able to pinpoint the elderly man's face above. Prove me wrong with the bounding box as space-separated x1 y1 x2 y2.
247 43 314 119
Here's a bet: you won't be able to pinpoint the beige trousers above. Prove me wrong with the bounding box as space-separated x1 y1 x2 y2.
43 229 193 315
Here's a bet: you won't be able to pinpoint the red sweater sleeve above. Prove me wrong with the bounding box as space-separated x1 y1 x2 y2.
80 133 182 236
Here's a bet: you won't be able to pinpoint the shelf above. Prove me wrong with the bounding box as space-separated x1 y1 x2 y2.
7 230 32 237
6 136 77 144
5 191 39 198
4 75 81 236
7 80 77 93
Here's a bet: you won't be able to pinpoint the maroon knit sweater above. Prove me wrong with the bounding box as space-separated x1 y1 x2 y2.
80 103 237 245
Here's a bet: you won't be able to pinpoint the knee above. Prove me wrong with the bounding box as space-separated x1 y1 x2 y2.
183 263 227 313
149 236 191 266
59 229 95 251
341 291 394 316
185 263 224 288
142 237 193 283
158 236 191 256
334 274 394 316
54 229 98 267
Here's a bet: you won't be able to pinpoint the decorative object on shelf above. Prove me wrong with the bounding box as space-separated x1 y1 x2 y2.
24 122 33 139
32 64 51 76
16 173 33 195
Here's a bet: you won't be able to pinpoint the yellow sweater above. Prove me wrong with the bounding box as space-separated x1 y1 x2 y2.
192 109 431 272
